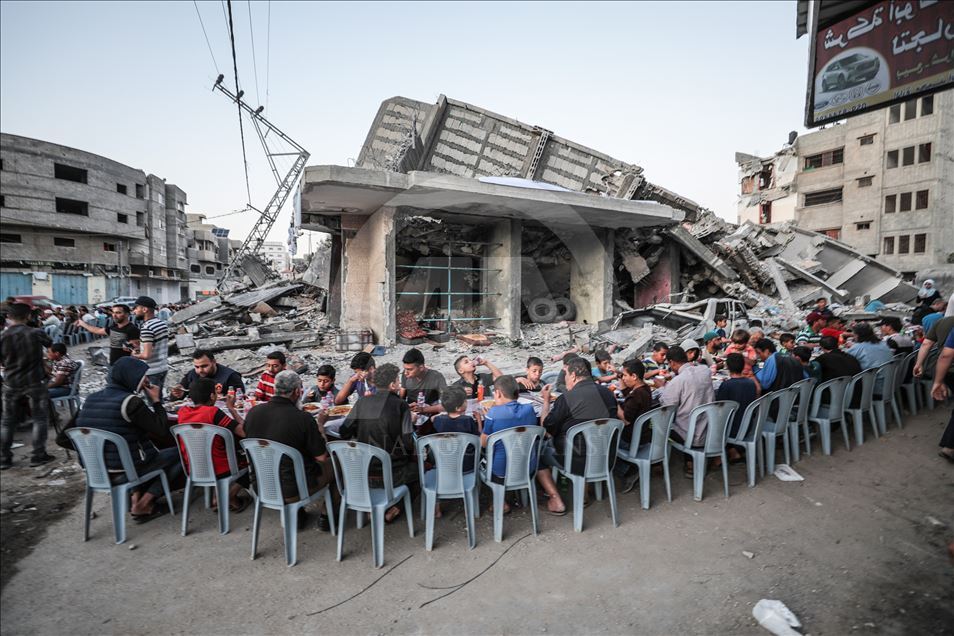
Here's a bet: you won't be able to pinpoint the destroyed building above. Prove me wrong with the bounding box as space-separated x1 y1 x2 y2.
295 95 919 346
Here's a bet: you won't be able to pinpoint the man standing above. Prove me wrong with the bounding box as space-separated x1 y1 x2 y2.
131 296 169 395
659 345 715 472
168 349 245 399
0 303 55 469
76 304 140 365
400 348 447 416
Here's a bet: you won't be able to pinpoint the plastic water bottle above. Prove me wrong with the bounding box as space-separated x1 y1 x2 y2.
416 392 426 410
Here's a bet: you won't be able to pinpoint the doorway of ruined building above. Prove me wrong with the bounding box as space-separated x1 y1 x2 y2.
520 222 573 324
394 216 499 339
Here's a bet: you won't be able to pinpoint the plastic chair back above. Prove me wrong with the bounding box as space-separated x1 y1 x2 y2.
847 368 877 408
484 426 544 487
622 405 675 462
790 377 816 425
172 424 240 483
327 440 398 509
416 433 480 496
685 401 739 453
765 386 798 427
67 360 84 398
810 376 850 418
240 439 310 507
67 427 140 488
898 351 918 386
563 419 624 479
876 359 900 397
733 392 771 441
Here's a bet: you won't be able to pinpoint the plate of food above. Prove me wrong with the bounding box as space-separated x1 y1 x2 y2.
302 402 323 413
480 399 495 411
327 404 352 417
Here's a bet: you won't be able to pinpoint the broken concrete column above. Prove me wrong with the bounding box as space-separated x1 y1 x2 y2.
634 242 681 308
482 218 521 340
569 226 614 325
340 206 398 344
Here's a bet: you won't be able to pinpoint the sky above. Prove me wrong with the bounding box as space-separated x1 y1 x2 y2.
0 1 811 245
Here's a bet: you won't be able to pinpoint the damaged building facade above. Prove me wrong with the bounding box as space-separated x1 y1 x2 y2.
299 95 918 346
737 89 954 276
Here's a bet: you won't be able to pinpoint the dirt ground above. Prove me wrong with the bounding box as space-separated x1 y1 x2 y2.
1 396 952 634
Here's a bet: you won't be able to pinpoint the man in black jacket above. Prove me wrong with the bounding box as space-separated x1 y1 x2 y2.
169 349 245 400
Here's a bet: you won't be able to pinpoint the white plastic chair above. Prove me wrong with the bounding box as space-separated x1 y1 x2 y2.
872 359 903 434
807 376 852 455
667 401 739 502
844 368 879 446
552 418 625 532
67 427 176 545
241 438 335 567
51 360 84 420
761 388 799 474
788 377 816 460
172 424 249 536
615 406 676 509
416 433 480 551
479 425 545 542
726 393 771 487
328 440 414 568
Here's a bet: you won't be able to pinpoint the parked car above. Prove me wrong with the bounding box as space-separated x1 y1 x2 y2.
820 53 879 91
95 296 138 310
10 295 62 311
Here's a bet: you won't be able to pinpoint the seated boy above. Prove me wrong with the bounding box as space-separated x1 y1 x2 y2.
452 355 502 398
176 377 250 511
592 350 617 384
779 333 796 354
428 386 480 518
334 352 376 405
714 314 728 339
304 364 338 403
516 356 545 392
714 353 757 461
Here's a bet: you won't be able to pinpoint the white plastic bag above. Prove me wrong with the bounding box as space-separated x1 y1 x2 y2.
753 599 802 636
773 464 804 482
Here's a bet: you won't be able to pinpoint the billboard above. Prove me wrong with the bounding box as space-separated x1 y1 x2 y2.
806 0 954 127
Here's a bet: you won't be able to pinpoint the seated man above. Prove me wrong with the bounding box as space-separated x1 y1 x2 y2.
796 312 827 349
879 317 914 355
244 370 332 530
680 339 702 364
334 351 376 405
516 356 545 392
453 355 503 398
253 351 286 402
614 359 653 492
169 349 245 400
754 338 806 394
75 357 181 521
699 332 723 368
555 353 583 393
659 345 715 476
815 335 863 382
338 363 416 523
539 358 616 508
400 348 447 416
592 350 617 384
304 364 338 404
484 375 564 515
47 343 79 399
176 377 249 512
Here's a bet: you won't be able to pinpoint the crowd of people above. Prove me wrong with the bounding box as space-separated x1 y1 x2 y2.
2 286 953 534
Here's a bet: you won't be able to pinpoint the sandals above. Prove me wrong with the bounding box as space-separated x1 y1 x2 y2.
384 506 403 524
132 502 169 524
230 496 251 514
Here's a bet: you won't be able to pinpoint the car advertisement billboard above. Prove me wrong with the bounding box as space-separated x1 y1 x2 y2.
806 0 953 127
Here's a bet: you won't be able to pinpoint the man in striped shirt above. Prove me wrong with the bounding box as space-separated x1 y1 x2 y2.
132 296 169 396
253 351 286 402
795 312 827 349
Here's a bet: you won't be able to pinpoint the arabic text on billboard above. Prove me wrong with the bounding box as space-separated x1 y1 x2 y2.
810 0 953 126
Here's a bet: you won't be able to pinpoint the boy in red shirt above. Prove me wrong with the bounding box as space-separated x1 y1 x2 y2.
177 377 250 512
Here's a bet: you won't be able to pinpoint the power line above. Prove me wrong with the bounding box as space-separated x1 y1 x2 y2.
265 0 271 112
246 0 261 105
225 0 253 206
192 0 220 74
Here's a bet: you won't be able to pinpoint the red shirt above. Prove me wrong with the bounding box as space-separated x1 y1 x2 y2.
176 404 240 476
254 372 276 401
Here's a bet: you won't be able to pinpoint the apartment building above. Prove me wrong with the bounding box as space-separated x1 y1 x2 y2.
261 241 291 276
737 89 953 276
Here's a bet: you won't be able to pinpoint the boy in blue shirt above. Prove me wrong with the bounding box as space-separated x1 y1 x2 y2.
428 385 480 518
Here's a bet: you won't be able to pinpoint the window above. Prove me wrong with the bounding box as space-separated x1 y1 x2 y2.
914 234 927 253
204 266 215 275
55 197 88 216
136 212 144 227
919 143 931 162
190 264 200 273
889 104 902 123
117 213 128 224
54 237 75 248
885 194 896 213
117 184 127 195
856 222 871 230
883 236 895 254
899 192 912 212
0 233 21 243
903 99 917 120
859 134 874 146
803 187 843 207
857 176 873 187
898 235 910 254
135 184 144 199
103 242 117 252
823 228 842 240
902 146 915 166
803 148 844 170
887 150 899 168
53 163 87 184
0 195 4 208
759 201 772 224
921 95 934 116
916 190 929 209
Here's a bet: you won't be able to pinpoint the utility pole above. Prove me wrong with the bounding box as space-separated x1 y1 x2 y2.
213 74 309 289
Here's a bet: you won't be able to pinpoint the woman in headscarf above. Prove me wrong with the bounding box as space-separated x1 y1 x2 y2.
912 279 943 325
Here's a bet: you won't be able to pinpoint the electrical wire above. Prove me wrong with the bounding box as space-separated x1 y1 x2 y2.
192 0 220 74
265 0 271 112
247 0 262 106
225 0 253 206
